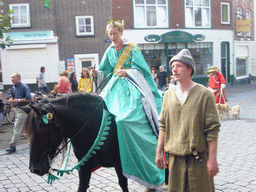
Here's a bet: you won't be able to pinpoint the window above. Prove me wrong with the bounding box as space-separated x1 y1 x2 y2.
221 2 230 24
185 0 211 28
134 0 168 28
246 9 251 36
9 4 30 28
75 16 94 36
237 7 243 36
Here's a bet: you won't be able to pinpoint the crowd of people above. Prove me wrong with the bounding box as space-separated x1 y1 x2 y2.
1 19 226 192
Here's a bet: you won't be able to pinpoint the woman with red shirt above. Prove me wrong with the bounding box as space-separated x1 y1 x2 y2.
207 66 226 104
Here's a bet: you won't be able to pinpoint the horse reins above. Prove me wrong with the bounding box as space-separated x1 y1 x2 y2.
47 73 114 159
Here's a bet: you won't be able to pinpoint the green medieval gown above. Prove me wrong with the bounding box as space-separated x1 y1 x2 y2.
98 39 165 188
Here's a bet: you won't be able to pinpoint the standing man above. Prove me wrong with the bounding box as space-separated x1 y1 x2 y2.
155 49 220 192
6 73 32 153
156 66 168 91
207 66 227 104
37 66 50 94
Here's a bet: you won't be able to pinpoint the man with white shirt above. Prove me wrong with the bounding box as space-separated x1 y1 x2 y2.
155 49 220 192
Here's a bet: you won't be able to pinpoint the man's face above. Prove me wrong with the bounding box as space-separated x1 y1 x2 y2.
171 61 192 82
11 74 20 85
42 68 45 73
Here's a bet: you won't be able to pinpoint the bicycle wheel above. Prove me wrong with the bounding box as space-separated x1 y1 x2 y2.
6 106 15 124
2 105 10 125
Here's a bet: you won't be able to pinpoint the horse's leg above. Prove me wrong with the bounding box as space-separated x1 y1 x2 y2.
77 165 92 192
114 163 129 192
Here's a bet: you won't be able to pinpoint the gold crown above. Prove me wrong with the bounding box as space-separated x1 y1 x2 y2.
107 18 125 25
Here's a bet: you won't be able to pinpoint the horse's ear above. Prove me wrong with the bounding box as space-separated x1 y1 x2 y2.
19 105 32 114
29 104 43 116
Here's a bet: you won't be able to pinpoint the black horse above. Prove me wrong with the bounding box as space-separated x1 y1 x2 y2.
23 93 128 192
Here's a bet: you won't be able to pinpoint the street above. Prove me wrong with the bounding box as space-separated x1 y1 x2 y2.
0 85 256 191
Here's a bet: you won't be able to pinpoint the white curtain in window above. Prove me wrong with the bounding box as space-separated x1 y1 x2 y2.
147 6 156 26
135 6 145 27
157 6 167 27
185 8 193 27
202 8 209 26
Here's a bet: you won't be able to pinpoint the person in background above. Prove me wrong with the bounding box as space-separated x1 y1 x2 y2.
155 49 220 192
207 66 227 104
69 72 78 92
150 66 157 82
6 73 32 153
37 66 50 95
156 66 168 91
0 92 4 133
51 70 72 95
91 19 164 192
78 68 93 93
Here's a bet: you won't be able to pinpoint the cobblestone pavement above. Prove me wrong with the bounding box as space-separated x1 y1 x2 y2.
1 85 256 191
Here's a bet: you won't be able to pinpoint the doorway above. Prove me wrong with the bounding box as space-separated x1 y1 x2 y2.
221 42 230 82
74 53 99 77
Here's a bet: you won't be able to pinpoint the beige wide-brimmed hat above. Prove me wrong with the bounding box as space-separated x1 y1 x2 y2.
206 66 219 74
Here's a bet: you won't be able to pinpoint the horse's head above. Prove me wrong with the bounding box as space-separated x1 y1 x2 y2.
24 103 65 176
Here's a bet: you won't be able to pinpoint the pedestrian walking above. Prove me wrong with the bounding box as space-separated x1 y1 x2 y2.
51 70 72 96
37 66 50 94
155 49 220 192
78 68 93 93
207 66 227 104
6 73 32 153
69 72 78 92
156 66 168 91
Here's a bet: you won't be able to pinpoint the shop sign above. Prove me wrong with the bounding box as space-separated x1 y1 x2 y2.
3 31 54 41
236 19 251 32
144 34 161 42
159 31 195 43
193 34 205 41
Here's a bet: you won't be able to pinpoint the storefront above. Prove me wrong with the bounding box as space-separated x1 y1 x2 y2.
234 41 255 84
1 31 59 91
124 29 233 86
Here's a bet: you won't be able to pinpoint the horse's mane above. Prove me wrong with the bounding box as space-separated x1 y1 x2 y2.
24 92 104 141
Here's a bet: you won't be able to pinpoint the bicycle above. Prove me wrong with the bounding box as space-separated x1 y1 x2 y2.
2 102 15 125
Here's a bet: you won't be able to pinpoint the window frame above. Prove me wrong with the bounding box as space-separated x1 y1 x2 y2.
221 2 230 24
237 7 243 37
75 16 94 37
185 0 212 28
133 0 169 29
9 3 31 28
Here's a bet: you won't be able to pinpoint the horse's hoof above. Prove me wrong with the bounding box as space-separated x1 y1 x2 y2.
144 188 156 192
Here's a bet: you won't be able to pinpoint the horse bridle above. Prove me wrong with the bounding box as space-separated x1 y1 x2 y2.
44 97 106 163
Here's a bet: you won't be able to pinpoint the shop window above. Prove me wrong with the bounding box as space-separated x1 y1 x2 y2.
9 4 30 28
134 0 168 28
221 2 230 24
75 16 94 36
185 0 211 28
187 42 213 75
140 44 166 69
236 58 247 77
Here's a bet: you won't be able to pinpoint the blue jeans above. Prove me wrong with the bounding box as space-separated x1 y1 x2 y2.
38 86 50 94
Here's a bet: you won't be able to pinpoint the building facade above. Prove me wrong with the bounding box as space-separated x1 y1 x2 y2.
113 0 255 85
1 0 111 90
234 0 255 84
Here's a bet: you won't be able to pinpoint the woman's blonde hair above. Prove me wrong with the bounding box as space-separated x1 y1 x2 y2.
106 21 124 33
81 68 89 78
61 70 69 77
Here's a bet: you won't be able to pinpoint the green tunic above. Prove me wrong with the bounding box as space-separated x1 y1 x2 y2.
99 41 165 188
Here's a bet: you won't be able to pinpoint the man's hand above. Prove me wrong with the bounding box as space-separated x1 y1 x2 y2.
155 153 164 170
116 70 127 77
9 98 19 104
207 157 219 177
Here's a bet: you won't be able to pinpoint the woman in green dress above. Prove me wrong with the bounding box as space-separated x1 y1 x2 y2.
91 20 165 191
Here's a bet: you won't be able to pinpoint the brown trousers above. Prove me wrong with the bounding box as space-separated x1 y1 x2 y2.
167 153 215 192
